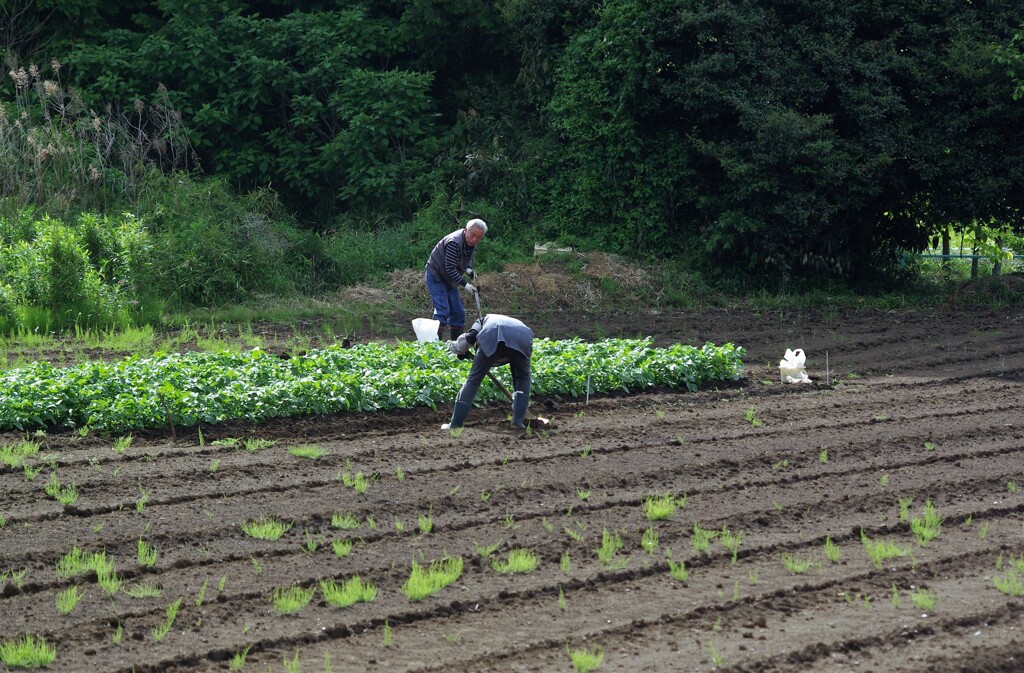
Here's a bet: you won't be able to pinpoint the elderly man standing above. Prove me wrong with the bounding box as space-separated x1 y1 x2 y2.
425 218 487 341
442 313 533 432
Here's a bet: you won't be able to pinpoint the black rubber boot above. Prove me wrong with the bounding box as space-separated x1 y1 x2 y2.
450 326 464 341
437 323 447 341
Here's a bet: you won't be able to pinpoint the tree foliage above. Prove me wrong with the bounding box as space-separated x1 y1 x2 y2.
3 0 1022 286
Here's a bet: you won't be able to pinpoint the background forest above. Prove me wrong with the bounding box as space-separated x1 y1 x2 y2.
1 0 1024 331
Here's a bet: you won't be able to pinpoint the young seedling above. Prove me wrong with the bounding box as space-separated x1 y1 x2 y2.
579 445 592 458
924 441 935 452
781 553 815 574
303 531 323 553
910 499 943 546
558 586 567 610
138 536 157 565
563 525 583 542
55 585 84 614
641 526 659 556
0 635 56 669
503 513 518 530
242 515 293 540
244 437 276 452
709 641 723 668
97 568 123 596
560 550 571 575
284 649 300 673
861 530 909 569
418 513 434 534
195 577 209 607
228 644 252 671
576 487 591 501
112 622 123 644
331 512 360 529
993 569 1024 596
382 621 393 647
880 473 890 488
891 584 902 607
272 585 315 614
289 445 328 460
112 434 132 454
819 449 829 464
396 466 405 481
910 588 936 610
644 493 683 521
540 517 554 533
719 525 742 563
320 576 377 608
596 529 627 568
401 557 463 601
250 557 263 575
331 539 354 558
44 473 79 506
690 524 718 556
1009 481 1019 494
824 536 842 563
208 458 221 473
125 582 163 599
393 518 405 533
475 541 501 558
568 644 604 673
151 598 182 641
898 496 914 521
491 548 539 574
744 405 764 427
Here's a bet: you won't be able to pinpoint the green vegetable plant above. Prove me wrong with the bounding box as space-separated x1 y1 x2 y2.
861 530 909 569
244 438 276 452
644 493 685 520
824 536 842 563
125 582 163 598
242 516 293 540
909 499 943 545
272 585 315 614
744 406 764 427
898 496 913 521
910 588 936 610
55 586 83 613
568 644 603 673
668 556 688 582
289 445 328 460
0 635 56 668
781 553 815 574
228 645 252 671
596 529 628 569
641 527 659 556
320 576 377 608
719 525 742 563
418 512 434 534
113 435 132 454
331 540 353 558
331 513 360 529
44 473 79 506
401 557 463 601
560 551 571 575
151 598 182 641
490 549 539 574
690 524 718 555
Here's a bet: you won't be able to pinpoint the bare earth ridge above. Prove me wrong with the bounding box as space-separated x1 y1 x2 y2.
1 305 1022 672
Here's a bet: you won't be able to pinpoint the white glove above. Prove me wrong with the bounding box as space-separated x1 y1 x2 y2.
448 334 471 356
464 282 477 294
465 267 476 280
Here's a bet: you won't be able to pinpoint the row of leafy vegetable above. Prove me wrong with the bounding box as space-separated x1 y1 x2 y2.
0 339 745 432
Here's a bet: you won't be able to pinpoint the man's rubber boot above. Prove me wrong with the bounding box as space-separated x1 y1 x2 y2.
437 323 446 341
511 391 529 429
450 326 463 341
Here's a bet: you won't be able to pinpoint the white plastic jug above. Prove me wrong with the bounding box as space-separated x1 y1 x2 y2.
412 318 441 342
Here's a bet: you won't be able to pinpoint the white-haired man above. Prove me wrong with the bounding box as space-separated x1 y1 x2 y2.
424 218 487 341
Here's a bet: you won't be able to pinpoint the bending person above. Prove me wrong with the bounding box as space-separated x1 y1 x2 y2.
443 314 532 431
424 218 487 342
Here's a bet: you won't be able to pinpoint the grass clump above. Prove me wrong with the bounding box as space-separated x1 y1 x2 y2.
55 585 84 614
909 499 943 545
641 526 659 556
151 598 182 641
781 553 815 574
55 547 113 580
401 557 463 601
331 512 360 529
242 515 293 540
44 473 79 506
288 445 328 460
596 529 627 569
824 536 842 563
861 530 909 569
643 492 684 520
490 548 540 574
568 644 604 673
690 524 718 556
272 585 315 614
910 588 936 610
137 539 158 567
320 576 377 608
125 582 163 599
0 635 56 669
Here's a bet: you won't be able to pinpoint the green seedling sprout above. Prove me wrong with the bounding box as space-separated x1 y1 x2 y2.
137 539 158 567
151 598 182 641
195 577 209 607
568 644 604 673
418 513 434 534
402 557 463 601
331 512 360 529
558 586 567 610
272 585 315 614
289 445 328 460
396 466 405 481
819 449 828 463
55 585 83 614
690 524 718 555
861 530 909 569
910 588 936 610
242 515 293 540
112 434 132 454
910 499 943 545
781 553 815 574
125 582 163 599
719 525 742 563
824 536 842 563
891 584 902 607
490 548 539 574
331 539 353 558
577 487 591 500
641 526 659 556
596 529 627 568
228 644 252 671
560 550 571 575
244 437 276 452
0 635 56 669
112 623 123 644
476 541 501 558
643 493 681 520
320 576 377 608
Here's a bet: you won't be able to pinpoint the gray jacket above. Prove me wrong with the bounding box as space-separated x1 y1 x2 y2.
469 314 533 359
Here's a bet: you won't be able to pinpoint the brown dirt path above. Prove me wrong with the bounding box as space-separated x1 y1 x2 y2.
1 305 1022 672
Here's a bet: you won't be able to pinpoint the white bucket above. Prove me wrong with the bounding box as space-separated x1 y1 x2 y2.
412 318 441 342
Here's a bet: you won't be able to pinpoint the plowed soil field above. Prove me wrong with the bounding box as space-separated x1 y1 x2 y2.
2 306 1023 672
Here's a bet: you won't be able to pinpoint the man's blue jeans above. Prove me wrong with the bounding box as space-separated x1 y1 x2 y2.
425 269 466 328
